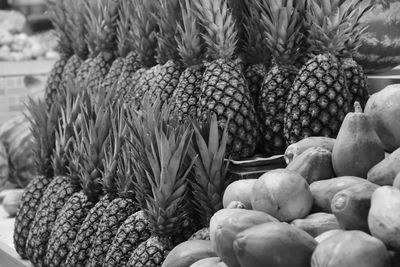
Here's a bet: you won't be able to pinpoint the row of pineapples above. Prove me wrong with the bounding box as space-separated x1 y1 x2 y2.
13 0 373 266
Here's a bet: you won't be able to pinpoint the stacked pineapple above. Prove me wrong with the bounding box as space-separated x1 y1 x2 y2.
14 0 375 266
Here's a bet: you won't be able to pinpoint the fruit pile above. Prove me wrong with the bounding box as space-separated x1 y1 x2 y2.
11 0 400 266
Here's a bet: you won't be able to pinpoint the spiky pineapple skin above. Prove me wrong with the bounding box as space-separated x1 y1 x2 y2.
87 198 138 267
341 57 369 109
130 66 159 108
258 64 298 155
197 58 259 159
13 175 51 259
127 236 173 267
45 55 70 110
26 175 70 265
169 64 204 122
103 210 151 267
64 194 112 267
60 55 83 92
284 54 350 145
86 52 115 95
244 63 268 105
101 57 125 93
45 191 95 267
75 58 95 89
114 51 140 100
188 227 210 241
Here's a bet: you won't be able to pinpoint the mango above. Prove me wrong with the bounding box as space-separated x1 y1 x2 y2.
190 257 227 267
284 137 335 164
368 147 400 185
291 212 340 237
368 186 400 250
310 176 368 213
222 179 256 209
311 230 390 267
209 208 278 267
162 240 216 267
332 102 385 178
314 229 344 243
331 181 379 232
251 169 313 221
286 147 334 184
234 222 317 267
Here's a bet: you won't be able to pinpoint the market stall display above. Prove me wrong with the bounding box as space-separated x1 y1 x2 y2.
4 0 400 266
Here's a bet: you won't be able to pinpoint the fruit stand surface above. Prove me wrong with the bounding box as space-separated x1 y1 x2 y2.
0 206 31 267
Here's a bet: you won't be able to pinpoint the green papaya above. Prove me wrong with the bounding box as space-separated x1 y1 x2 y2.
234 222 317 267
367 147 400 185
190 257 227 267
162 240 216 267
291 212 340 237
284 137 335 164
314 229 344 243
311 231 390 267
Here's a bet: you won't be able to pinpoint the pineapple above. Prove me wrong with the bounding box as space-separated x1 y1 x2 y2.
26 88 81 267
194 0 259 160
45 91 113 267
13 99 59 259
101 0 134 94
256 0 305 155
87 134 138 267
127 113 195 267
284 0 372 144
168 0 205 123
59 0 90 98
131 0 183 109
64 101 125 267
189 114 229 239
44 0 74 111
85 0 119 95
242 0 271 104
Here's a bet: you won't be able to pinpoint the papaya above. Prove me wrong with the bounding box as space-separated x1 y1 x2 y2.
251 169 313 221
311 230 391 267
209 208 278 267
233 222 317 267
367 147 400 185
314 229 344 243
309 176 368 213
222 179 256 209
394 172 400 189
284 137 335 164
291 212 340 237
331 181 379 232
332 102 385 178
1 189 24 217
190 257 227 267
364 84 400 152
368 186 400 250
162 240 216 267
286 147 334 184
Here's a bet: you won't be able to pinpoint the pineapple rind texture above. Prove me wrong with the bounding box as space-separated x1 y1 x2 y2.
45 191 95 267
130 66 160 108
59 55 83 96
341 57 369 109
169 64 204 123
102 57 125 94
244 63 268 105
87 198 137 267
103 210 151 267
26 175 70 265
86 52 115 95
64 194 112 267
198 58 259 160
188 227 210 241
284 54 350 145
13 175 51 259
258 64 298 155
75 58 95 89
115 52 141 100
127 236 172 267
45 56 70 111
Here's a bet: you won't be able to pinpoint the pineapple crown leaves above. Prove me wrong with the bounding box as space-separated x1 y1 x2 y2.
25 98 60 178
241 0 271 64
68 0 90 58
52 87 81 176
307 0 374 56
193 0 238 60
84 0 120 57
116 0 133 58
175 0 205 67
144 123 196 236
129 0 158 68
153 0 183 64
256 0 305 66
190 113 229 226
45 0 73 55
